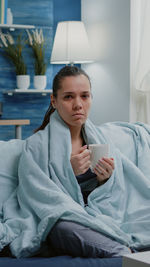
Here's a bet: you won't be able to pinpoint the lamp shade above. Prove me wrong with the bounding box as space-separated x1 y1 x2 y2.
50 21 93 64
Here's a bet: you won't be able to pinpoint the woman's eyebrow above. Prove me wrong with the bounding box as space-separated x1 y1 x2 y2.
62 91 74 95
62 91 90 95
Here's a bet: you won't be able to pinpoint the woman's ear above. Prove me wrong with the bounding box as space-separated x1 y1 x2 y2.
50 94 56 109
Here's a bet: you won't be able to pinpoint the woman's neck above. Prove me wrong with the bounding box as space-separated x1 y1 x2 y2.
69 125 82 141
69 126 84 154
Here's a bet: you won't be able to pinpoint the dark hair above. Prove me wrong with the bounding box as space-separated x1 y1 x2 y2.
34 66 91 132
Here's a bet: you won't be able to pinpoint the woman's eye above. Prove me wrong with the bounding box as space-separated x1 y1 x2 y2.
82 94 89 98
64 95 73 99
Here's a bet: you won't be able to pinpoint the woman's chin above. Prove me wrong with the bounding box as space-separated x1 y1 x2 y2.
72 119 86 127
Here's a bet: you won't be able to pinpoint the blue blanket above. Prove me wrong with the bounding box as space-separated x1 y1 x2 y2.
0 111 150 258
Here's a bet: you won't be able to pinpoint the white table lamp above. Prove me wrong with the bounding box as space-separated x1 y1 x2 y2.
50 21 93 65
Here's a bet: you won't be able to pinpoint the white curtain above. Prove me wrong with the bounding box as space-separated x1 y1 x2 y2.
130 0 150 123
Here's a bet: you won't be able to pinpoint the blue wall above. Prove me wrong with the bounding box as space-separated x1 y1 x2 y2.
0 0 81 140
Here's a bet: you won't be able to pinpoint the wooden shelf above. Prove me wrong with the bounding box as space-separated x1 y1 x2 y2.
0 23 35 31
0 24 52 31
3 89 52 96
0 119 30 126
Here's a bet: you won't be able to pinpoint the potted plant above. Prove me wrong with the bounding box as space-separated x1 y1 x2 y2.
26 29 47 90
0 30 30 90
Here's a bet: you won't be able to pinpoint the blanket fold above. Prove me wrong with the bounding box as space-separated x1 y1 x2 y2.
0 111 150 257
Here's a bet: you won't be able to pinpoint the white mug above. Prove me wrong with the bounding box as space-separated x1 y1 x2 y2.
89 144 109 171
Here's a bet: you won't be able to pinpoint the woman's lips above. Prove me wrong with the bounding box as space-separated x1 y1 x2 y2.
72 113 84 117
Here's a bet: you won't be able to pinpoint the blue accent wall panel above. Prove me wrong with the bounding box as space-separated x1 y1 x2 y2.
0 0 81 141
12 0 53 27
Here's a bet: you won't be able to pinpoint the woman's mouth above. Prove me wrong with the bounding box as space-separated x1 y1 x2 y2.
72 113 84 117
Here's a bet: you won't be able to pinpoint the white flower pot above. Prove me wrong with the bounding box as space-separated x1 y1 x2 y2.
16 75 30 90
34 75 47 90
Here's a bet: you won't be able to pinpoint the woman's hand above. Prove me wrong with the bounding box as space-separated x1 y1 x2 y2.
70 145 91 176
94 157 114 185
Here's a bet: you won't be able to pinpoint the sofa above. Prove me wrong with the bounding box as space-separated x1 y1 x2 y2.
0 256 122 267
1 120 150 266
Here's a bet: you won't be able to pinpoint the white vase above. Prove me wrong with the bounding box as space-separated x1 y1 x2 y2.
34 75 47 90
16 75 30 90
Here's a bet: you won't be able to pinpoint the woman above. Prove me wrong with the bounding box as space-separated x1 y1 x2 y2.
1 66 149 258
34 65 131 257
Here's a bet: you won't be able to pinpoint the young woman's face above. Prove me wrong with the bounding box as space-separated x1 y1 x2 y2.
51 74 92 129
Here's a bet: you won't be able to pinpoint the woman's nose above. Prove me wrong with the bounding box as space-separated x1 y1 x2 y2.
73 97 82 109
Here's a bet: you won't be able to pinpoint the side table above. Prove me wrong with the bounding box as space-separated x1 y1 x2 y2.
0 119 30 139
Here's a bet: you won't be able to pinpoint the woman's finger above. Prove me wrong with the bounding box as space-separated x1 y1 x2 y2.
98 159 113 174
95 164 110 178
102 157 115 169
81 148 91 159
